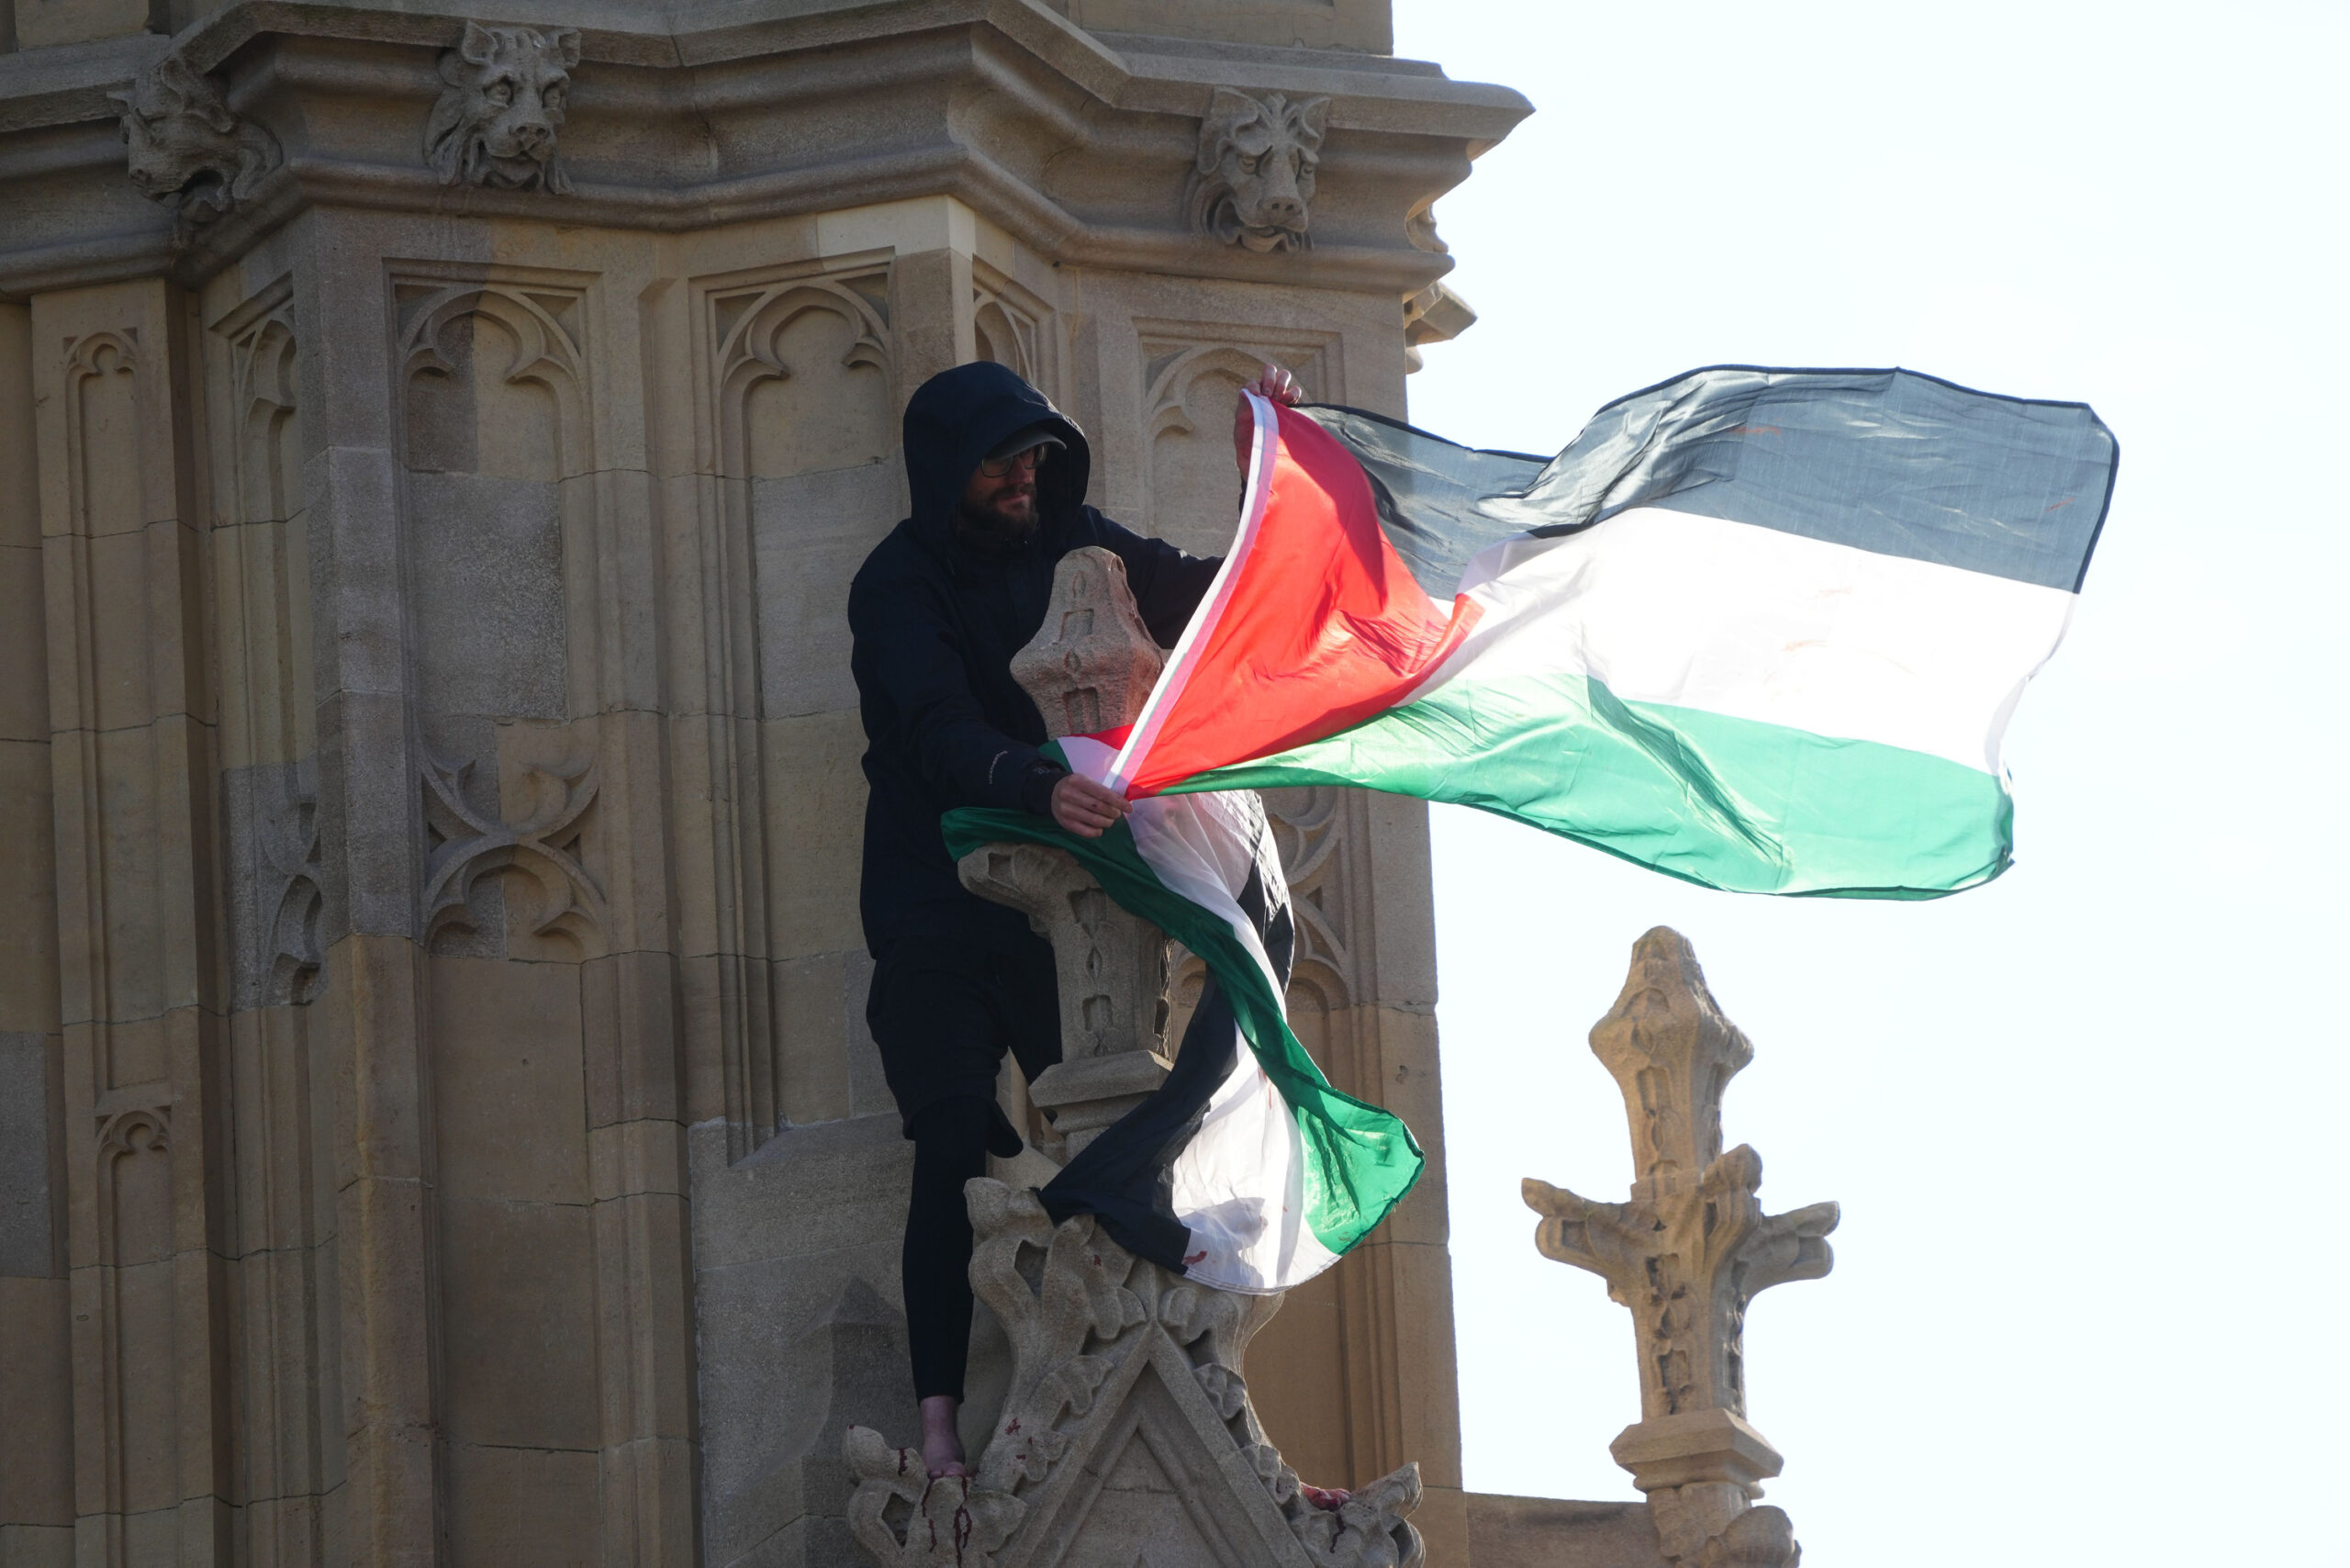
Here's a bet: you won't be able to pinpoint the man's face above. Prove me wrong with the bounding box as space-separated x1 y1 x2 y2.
957 444 1046 543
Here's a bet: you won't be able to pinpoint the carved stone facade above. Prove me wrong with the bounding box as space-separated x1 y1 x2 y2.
0 6 1529 1568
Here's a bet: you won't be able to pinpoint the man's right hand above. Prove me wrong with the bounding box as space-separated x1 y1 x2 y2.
1051 773 1130 838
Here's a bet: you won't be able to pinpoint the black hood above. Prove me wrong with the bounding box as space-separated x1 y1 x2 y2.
901 362 1091 548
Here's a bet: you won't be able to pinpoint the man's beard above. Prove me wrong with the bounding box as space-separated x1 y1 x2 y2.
955 488 1040 549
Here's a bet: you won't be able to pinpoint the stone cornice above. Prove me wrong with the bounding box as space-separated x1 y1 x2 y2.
0 0 1528 298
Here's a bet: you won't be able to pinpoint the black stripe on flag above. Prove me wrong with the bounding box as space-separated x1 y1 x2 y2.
1307 364 2118 597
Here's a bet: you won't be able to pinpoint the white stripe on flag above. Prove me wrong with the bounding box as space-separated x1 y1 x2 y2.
1435 507 2079 774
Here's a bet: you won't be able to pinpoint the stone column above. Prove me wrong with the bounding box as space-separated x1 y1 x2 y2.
955 545 1172 1158
1523 928 1840 1568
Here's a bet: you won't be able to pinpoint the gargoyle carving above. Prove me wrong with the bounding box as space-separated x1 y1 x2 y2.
424 20 581 193
110 54 281 228
846 1181 1424 1568
1189 87 1330 253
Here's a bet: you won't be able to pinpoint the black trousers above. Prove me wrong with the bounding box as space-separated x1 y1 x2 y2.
867 935 1060 1402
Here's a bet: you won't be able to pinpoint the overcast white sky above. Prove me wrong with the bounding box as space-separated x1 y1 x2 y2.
1386 3 2348 1562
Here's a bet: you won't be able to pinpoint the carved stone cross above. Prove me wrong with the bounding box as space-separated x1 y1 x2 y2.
957 546 1173 1157
1524 928 1839 1568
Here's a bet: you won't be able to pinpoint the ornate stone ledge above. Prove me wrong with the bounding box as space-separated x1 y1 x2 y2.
0 1 1528 296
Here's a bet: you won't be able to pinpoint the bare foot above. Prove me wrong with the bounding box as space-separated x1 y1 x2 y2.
919 1394 968 1480
1299 1484 1351 1513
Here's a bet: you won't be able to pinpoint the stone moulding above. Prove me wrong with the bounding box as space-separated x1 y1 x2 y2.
845 1180 1426 1568
0 8 1528 297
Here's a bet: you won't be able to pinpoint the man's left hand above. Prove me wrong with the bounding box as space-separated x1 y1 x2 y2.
1232 363 1304 473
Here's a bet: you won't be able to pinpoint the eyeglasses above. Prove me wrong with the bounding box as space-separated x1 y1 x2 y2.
977 444 1050 478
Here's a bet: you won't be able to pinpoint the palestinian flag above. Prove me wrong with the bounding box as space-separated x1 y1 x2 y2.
1111 365 2118 897
946 364 2114 1291
945 734 1421 1294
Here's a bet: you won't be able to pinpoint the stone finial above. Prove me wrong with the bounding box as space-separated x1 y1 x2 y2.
110 54 281 230
1008 546 1166 739
845 1182 1424 1568
425 20 582 193
1189 87 1330 253
1522 928 1839 1568
1588 927 1753 1200
962 547 1176 1158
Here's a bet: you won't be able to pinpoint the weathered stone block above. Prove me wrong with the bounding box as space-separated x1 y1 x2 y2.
0 1035 56 1280
759 711 867 958
0 304 35 555
0 548 45 743
11 0 148 49
438 1196 599 1450
773 950 850 1129
589 1121 688 1205
0 742 58 1036
1466 1494 1666 1568
303 443 406 702
0 1276 72 1527
444 1442 600 1568
430 956 588 1204
0 1522 74 1568
583 946 685 1129
752 464 907 721
408 471 567 722
313 688 420 944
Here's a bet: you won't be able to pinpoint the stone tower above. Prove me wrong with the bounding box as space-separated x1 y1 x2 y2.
0 5 1528 1567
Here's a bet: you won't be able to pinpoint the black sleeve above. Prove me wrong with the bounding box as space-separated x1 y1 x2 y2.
848 566 1068 816
1091 512 1223 648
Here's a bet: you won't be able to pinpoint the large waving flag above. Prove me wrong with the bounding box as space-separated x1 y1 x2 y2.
1111 365 2118 897
948 365 2114 1293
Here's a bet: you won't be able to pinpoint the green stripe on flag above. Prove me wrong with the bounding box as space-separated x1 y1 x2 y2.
940 808 1424 1259
1175 673 2013 899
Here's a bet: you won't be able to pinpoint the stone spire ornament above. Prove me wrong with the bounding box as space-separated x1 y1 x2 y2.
1523 928 1839 1568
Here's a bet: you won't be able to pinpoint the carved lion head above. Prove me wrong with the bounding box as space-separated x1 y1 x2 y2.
424 21 581 194
1188 88 1330 254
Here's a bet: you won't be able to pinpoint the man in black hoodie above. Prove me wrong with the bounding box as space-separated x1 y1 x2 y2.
848 360 1296 1477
